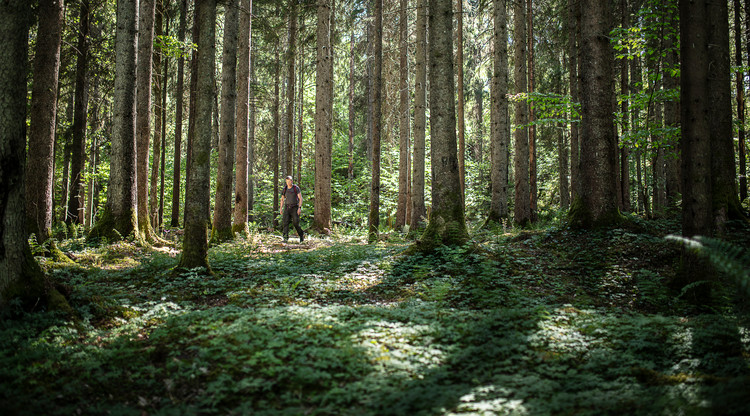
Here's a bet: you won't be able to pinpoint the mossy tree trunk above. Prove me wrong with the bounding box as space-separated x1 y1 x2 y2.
136 0 157 242
410 0 428 230
233 0 252 237
395 0 409 230
90 0 141 243
418 0 469 250
487 0 509 225
314 0 334 234
513 0 531 226
211 0 239 244
0 0 69 313
568 0 621 229
368 0 383 243
26 0 64 244
179 0 216 272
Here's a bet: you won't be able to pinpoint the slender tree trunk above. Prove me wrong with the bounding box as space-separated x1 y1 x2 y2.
368 0 383 242
348 25 355 181
135 0 156 241
150 6 164 232
67 0 90 225
619 0 631 212
282 0 298 178
527 0 537 222
249 48 256 222
0 0 65 312
569 0 620 227
663 7 680 210
171 0 187 227
60 134 71 224
396 0 409 229
184 8 200 226
26 0 64 243
89 0 140 242
487 0 509 224
513 0 531 226
86 118 99 229
272 36 281 229
314 0 334 233
568 0 580 201
179 0 216 272
158 10 168 230
411 0 428 229
297 49 304 185
420 0 469 249
456 0 466 199
211 0 239 244
233 0 252 236
709 1 743 233
743 0 750 204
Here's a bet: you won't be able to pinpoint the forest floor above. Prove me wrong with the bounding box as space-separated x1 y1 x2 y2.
2 217 750 415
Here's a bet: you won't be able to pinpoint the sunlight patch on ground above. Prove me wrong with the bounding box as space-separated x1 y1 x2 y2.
447 385 529 416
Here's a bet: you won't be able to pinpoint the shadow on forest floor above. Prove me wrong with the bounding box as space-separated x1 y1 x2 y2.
1 220 749 415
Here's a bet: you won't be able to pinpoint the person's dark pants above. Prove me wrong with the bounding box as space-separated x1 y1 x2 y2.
282 204 303 241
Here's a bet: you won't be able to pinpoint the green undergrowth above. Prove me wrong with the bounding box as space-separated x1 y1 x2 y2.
1 220 749 415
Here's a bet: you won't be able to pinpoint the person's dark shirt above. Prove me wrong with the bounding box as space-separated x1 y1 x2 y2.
281 184 300 206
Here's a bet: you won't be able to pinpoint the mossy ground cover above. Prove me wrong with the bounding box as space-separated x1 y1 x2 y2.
2 220 749 415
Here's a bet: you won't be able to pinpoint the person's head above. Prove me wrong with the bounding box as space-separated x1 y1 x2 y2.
285 175 293 187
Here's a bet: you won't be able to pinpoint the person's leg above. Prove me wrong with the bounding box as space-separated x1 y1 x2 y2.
282 206 290 241
291 207 303 241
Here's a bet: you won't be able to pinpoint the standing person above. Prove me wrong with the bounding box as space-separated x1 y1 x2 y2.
280 175 304 242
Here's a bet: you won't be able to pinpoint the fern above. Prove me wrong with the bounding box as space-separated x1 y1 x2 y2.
666 234 750 295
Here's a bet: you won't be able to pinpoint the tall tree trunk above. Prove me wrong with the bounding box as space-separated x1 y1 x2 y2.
67 0 90 225
420 0 469 249
171 0 187 227
487 0 509 224
411 0 428 229
158 10 168 230
513 0 531 226
26 0 64 243
89 0 140 242
283 0 298 178
184 7 200 226
249 48 256 222
663 6 680 210
233 0 252 236
135 0 156 241
296 42 304 185
179 0 216 272
678 0 713 300
0 0 66 312
568 0 580 201
150 5 164 232
619 0 631 212
348 25 355 181
396 0 409 230
211 0 239 244
559 57 570 210
272 35 281 229
314 0 334 233
59 133 71 223
744 0 750 205
527 0 537 222
569 0 620 227
456 0 466 199
368 0 383 243
709 1 744 233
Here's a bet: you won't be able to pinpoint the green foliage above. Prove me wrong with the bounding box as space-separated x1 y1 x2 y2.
666 235 750 296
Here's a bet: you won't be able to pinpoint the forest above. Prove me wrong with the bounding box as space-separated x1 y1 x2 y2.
1 0 750 414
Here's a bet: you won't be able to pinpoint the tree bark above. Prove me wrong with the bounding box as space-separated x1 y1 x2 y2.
368 0 383 242
179 0 216 272
249 48 256 222
487 0 509 224
527 0 537 222
568 0 620 228
135 0 156 241
419 0 469 249
456 0 466 199
171 0 187 228
396 0 410 230
315 0 334 233
67 0 90 225
619 0 631 212
709 0 743 232
90 0 141 242
184 7 200 226
411 0 428 230
568 0 580 201
26 0 64 243
272 35 281 229
233 0 252 236
348 25 355 181
150 5 164 232
211 0 239 244
283 0 298 178
513 0 531 226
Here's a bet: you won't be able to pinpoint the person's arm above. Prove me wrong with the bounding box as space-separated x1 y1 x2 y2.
297 192 303 214
280 189 285 214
